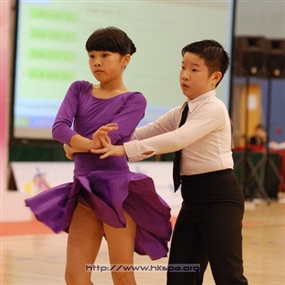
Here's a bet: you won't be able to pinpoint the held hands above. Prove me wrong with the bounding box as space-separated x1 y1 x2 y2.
62 123 125 159
91 123 126 158
62 123 119 159
92 123 118 148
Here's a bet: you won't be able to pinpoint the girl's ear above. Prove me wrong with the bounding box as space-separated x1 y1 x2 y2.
123 54 131 68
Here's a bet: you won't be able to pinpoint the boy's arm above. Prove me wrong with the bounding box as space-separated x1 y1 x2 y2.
91 124 153 159
132 106 181 140
94 102 228 161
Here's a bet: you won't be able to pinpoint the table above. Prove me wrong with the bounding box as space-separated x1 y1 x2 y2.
232 148 285 200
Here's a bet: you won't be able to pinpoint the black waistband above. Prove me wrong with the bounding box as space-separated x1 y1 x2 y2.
181 169 233 181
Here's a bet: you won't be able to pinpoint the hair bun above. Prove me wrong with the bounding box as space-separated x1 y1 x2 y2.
129 42 136 55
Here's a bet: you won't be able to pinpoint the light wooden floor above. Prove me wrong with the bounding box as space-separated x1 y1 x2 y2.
1 200 285 285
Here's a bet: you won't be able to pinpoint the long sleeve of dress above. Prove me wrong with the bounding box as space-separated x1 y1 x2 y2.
52 82 81 144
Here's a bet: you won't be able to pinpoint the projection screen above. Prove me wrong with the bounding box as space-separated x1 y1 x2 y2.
10 0 235 142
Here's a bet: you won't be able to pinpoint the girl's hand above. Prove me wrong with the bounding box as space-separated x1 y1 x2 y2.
92 136 126 158
91 123 126 158
63 144 75 160
92 123 118 149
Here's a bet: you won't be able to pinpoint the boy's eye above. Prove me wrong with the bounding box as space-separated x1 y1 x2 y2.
192 68 198 72
102 53 109 57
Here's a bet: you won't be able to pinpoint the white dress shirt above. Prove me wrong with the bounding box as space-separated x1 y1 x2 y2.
124 90 234 175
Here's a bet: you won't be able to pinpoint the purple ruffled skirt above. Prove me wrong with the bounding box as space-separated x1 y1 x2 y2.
25 169 172 260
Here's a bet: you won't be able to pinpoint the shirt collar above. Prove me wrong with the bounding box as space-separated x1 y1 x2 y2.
184 90 216 112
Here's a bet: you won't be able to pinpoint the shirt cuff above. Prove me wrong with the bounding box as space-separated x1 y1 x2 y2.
124 140 155 162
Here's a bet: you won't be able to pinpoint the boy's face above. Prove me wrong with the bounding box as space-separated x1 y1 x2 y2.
180 52 222 100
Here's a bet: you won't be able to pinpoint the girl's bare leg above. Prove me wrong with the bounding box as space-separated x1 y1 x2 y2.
104 211 137 285
65 202 104 285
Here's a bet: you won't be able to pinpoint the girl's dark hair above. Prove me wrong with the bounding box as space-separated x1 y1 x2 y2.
182 40 230 87
85 26 136 56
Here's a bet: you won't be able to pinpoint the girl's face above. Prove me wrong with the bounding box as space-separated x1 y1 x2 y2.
88 50 130 83
179 52 222 100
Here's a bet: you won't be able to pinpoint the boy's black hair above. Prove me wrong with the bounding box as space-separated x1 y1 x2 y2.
85 26 136 56
182 40 230 87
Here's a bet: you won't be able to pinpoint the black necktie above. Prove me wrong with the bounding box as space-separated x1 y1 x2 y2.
173 103 189 192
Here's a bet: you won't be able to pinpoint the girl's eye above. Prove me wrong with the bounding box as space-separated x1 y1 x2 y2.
102 53 109 57
192 69 198 72
181 66 185 70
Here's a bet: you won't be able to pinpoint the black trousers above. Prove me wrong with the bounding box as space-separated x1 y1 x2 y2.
167 169 249 285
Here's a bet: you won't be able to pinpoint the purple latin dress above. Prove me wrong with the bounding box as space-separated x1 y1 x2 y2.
25 81 172 260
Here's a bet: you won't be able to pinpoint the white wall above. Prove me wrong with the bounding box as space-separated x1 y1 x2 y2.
235 1 285 38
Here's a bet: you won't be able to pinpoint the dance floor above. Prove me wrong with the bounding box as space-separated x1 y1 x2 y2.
1 200 285 285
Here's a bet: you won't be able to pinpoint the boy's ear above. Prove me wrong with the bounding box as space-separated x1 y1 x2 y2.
212 71 223 85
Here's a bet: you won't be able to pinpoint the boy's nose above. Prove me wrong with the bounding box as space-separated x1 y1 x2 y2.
181 72 189 80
